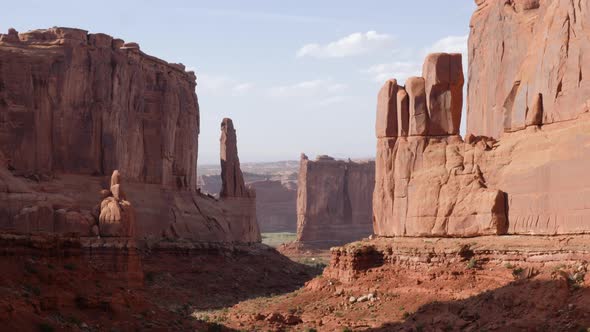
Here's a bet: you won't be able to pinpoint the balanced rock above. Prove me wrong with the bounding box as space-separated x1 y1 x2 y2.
99 170 136 237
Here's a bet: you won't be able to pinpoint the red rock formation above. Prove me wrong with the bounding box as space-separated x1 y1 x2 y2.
297 154 374 246
0 27 260 243
198 172 298 233
0 27 198 189
468 0 590 137
249 180 297 232
374 2 590 235
373 53 507 237
220 118 251 198
98 170 136 237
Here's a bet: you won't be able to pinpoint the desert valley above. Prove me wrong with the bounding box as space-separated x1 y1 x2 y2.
1 0 590 331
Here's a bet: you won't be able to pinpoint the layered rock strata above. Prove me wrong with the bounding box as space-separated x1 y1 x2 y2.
297 154 374 246
468 0 590 137
0 27 259 243
374 53 508 237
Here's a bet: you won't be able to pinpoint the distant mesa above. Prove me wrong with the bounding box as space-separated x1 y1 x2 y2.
296 154 374 247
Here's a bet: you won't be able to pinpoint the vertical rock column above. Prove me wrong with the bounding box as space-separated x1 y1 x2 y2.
218 118 261 242
219 118 250 198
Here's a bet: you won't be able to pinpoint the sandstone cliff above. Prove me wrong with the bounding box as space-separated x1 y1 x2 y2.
373 53 508 237
0 27 260 243
297 154 374 246
468 0 590 137
375 15 590 236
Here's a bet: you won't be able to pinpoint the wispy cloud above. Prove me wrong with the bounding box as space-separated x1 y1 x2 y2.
427 35 468 54
364 34 468 84
268 79 346 98
364 61 422 83
196 73 254 97
197 8 333 24
297 31 394 58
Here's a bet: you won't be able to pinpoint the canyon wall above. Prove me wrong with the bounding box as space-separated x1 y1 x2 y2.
198 170 298 233
297 154 374 246
374 1 590 236
0 27 260 243
468 0 590 138
249 180 297 232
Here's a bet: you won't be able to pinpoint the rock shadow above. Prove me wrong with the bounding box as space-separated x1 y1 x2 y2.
364 278 590 332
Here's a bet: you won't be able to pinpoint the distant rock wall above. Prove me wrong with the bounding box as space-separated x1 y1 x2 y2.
0 28 260 243
249 180 297 233
297 154 374 246
468 0 590 138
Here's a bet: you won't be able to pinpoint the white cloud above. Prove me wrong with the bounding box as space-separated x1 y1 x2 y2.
269 79 347 98
364 34 468 84
317 96 349 107
232 83 254 95
196 73 254 97
297 31 394 58
364 61 422 83
427 35 468 54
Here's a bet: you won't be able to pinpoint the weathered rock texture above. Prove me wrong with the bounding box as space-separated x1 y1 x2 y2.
373 53 508 237
0 27 198 188
375 4 590 236
98 170 136 237
0 27 259 243
297 154 374 246
220 118 251 198
468 0 590 137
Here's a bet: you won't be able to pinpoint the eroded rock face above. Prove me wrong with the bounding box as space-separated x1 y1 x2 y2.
468 0 590 137
99 170 136 237
220 118 251 198
373 20 590 237
297 154 374 246
373 53 508 237
0 27 198 189
0 28 260 243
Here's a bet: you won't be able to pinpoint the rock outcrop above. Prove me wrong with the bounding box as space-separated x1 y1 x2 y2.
98 170 136 237
468 0 590 137
297 154 374 246
373 53 508 237
0 27 198 189
220 118 251 198
375 4 590 236
0 27 260 243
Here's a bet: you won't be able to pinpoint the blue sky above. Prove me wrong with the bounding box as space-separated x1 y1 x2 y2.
1 1 476 164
